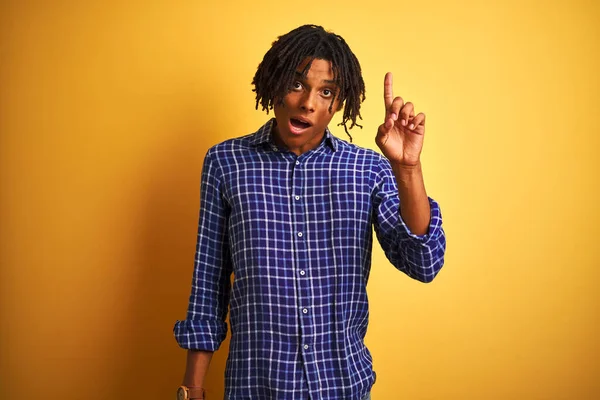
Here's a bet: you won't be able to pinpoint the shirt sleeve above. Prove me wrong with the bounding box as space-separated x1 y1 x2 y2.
173 148 233 350
372 157 446 283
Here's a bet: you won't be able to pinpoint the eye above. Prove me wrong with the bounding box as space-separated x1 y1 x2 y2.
322 89 334 98
292 81 303 91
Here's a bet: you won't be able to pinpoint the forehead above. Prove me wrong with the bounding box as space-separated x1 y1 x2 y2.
296 58 337 82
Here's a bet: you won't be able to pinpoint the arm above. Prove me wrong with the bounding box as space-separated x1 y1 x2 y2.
182 350 214 388
174 148 232 386
392 161 429 236
372 157 445 282
374 72 446 282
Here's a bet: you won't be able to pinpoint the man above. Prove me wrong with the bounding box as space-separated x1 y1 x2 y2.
174 25 446 400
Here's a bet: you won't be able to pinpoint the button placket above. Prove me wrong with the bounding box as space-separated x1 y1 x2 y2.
291 156 317 388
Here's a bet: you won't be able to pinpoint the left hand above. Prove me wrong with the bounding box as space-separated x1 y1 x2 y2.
375 72 426 167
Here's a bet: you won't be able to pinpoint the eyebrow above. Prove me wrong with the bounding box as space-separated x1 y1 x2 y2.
294 71 338 86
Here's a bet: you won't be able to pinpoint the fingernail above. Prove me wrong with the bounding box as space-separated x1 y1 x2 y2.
391 113 397 120
401 119 407 126
409 123 415 130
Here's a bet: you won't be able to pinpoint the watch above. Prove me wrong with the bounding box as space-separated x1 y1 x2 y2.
177 385 205 400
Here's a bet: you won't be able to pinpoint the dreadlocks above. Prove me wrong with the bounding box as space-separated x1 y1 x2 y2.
251 24 366 142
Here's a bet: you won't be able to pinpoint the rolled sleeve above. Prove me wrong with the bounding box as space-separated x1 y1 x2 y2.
373 159 446 283
173 149 232 351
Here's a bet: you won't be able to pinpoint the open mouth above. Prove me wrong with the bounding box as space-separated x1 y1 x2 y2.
290 118 312 130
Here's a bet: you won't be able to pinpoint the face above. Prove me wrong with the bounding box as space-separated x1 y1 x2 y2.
272 58 342 155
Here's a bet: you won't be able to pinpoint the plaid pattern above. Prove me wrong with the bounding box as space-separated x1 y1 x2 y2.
174 119 446 400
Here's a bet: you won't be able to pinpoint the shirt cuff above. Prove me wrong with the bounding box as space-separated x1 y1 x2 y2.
173 318 228 351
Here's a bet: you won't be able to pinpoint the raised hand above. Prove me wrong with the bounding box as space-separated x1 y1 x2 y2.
375 72 426 167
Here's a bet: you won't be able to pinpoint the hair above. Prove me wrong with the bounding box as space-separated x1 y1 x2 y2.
251 24 366 142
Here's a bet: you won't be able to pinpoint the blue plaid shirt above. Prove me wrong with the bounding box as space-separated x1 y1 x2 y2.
174 119 446 400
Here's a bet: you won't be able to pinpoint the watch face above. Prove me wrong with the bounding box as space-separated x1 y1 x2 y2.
177 387 186 400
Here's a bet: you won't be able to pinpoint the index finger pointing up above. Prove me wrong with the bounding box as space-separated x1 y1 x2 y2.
384 72 394 110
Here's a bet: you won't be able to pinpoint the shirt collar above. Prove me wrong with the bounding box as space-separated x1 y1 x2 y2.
249 118 338 152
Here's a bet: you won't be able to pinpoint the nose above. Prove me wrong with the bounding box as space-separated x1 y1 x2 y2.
299 90 316 112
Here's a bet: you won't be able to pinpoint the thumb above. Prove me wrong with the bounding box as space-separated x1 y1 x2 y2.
375 122 389 148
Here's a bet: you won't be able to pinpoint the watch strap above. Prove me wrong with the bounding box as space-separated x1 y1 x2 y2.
188 387 205 399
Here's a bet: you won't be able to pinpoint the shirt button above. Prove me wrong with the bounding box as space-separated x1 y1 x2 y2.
302 308 308 314
300 270 305 276
297 232 303 237
295 160 300 165
295 195 300 200
303 344 309 350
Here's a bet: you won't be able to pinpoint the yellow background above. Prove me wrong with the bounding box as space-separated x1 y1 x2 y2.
1 1 598 399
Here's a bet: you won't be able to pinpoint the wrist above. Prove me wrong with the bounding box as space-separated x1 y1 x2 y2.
391 161 422 183
391 159 421 170
177 385 205 400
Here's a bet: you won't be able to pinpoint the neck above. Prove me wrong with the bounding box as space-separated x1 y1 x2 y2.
271 124 325 156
